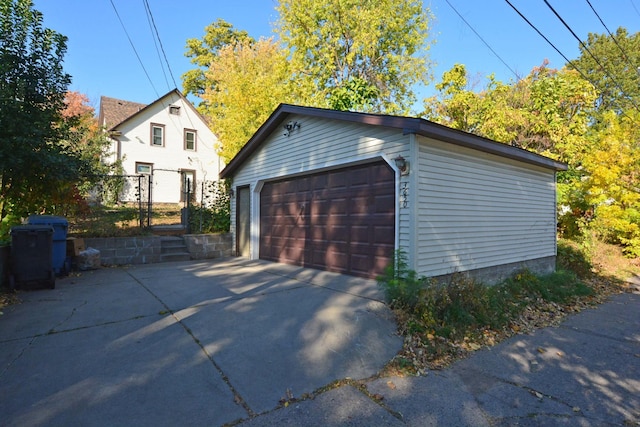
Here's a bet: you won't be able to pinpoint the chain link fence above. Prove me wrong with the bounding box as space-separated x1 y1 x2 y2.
68 174 229 236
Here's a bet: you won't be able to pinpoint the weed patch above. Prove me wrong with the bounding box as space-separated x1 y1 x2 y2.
378 249 611 373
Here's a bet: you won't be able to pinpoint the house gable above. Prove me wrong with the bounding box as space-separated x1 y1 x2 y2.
102 89 222 204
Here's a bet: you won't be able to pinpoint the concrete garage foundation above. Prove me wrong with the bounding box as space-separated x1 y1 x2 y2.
431 256 557 285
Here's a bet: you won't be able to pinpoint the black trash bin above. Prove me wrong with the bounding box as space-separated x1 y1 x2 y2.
27 215 68 275
9 225 56 290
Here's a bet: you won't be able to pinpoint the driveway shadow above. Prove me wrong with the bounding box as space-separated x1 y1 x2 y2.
0 258 402 425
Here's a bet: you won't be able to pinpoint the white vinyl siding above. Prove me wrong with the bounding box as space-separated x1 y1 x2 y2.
415 137 556 277
230 114 410 258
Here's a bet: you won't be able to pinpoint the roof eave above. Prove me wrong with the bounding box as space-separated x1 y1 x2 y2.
415 121 568 171
219 104 568 179
109 88 181 131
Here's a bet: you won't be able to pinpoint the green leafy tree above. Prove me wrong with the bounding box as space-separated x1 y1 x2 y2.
201 37 295 162
425 62 596 160
328 76 380 111
183 19 253 107
569 27 640 116
276 0 434 114
424 62 599 242
0 0 86 232
577 111 640 255
58 91 118 207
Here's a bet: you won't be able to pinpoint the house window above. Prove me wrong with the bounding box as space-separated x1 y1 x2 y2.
169 105 181 115
136 162 153 175
151 123 164 147
184 129 196 151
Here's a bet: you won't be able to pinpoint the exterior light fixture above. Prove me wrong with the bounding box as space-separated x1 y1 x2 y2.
283 121 301 137
394 155 409 175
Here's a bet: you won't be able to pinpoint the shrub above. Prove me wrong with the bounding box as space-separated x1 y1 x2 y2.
379 252 593 343
556 239 593 278
188 180 231 233
377 250 425 310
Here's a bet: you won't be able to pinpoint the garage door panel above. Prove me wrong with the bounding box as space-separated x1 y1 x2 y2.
374 226 395 244
327 225 349 242
260 161 395 278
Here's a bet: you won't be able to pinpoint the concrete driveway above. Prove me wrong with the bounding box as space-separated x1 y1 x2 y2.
0 258 402 426
3 259 639 426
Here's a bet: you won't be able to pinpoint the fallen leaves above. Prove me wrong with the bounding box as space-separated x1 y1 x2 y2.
387 272 631 374
0 291 20 312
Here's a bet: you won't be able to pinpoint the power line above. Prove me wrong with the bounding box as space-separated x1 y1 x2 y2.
142 0 178 89
109 0 159 97
504 0 639 125
585 0 634 64
630 0 640 19
444 0 519 79
503 0 586 77
143 0 170 90
543 0 640 113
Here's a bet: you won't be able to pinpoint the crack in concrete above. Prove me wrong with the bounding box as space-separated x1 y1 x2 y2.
48 300 87 334
0 314 153 344
124 269 257 419
0 335 38 380
1 299 86 380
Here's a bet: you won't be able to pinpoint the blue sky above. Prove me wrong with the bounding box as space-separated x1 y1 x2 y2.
33 0 640 113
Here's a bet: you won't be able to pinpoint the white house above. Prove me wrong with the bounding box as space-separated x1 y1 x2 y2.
99 89 222 204
220 104 567 282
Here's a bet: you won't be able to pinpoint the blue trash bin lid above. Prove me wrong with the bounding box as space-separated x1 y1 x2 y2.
27 215 68 241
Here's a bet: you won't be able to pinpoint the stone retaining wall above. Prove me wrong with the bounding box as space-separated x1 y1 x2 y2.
83 236 163 266
83 233 232 266
183 233 233 260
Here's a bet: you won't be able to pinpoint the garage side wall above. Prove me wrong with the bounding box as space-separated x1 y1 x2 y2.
229 114 411 261
416 137 557 282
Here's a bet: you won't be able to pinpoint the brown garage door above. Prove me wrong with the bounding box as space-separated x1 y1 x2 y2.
260 161 395 278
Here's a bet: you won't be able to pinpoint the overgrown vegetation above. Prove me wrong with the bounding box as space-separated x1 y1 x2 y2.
379 242 635 374
187 180 231 233
69 205 146 237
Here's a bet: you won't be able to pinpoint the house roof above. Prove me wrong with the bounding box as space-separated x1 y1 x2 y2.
219 104 568 179
100 88 211 132
98 96 147 130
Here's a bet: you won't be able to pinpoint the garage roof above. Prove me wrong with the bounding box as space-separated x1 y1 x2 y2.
220 104 568 179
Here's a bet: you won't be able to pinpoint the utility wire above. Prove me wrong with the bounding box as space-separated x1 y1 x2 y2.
109 0 159 98
586 0 634 64
630 0 640 19
444 0 519 79
504 0 587 78
505 0 639 125
543 0 640 113
143 0 170 90
143 0 178 89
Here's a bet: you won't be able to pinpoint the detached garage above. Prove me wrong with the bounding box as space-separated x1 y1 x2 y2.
220 104 566 282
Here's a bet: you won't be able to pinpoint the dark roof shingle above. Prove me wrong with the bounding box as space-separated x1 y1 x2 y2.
98 96 147 129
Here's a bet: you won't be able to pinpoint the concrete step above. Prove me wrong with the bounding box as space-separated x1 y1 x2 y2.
152 225 186 236
160 253 191 262
161 246 189 255
160 237 190 262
